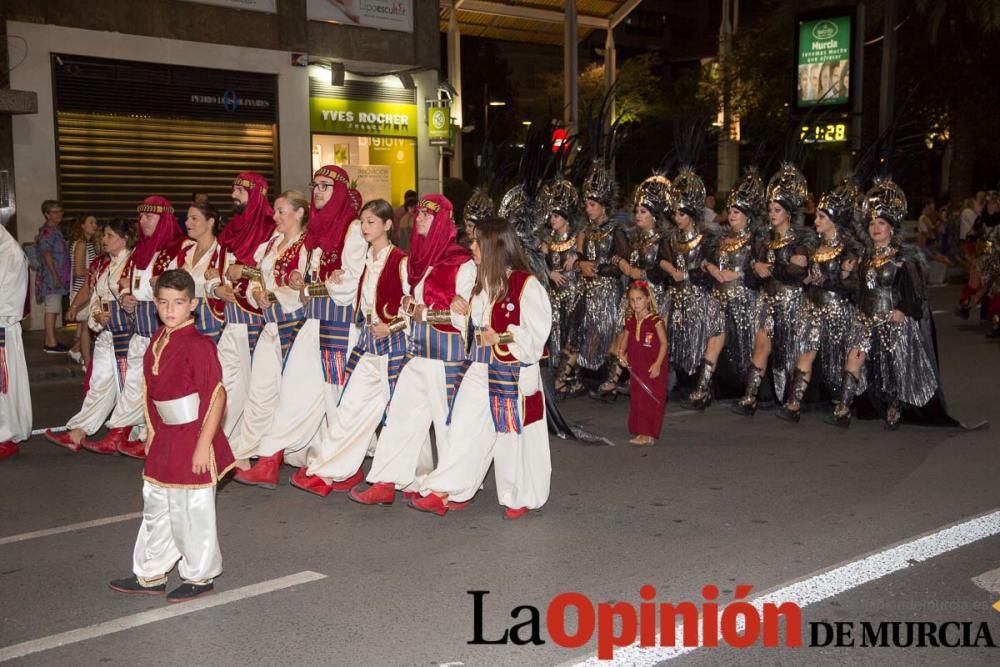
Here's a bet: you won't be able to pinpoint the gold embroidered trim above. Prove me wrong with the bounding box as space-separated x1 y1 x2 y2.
718 234 751 253
811 245 844 263
767 235 795 250
548 237 575 253
672 233 704 254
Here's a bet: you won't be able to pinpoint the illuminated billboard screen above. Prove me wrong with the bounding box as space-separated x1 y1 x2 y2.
796 15 851 108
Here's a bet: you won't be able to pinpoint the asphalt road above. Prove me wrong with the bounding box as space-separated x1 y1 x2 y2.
1 285 998 666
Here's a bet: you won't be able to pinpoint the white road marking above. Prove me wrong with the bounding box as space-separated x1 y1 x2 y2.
0 570 327 662
30 426 67 436
564 508 1000 666
0 513 142 546
972 567 1000 594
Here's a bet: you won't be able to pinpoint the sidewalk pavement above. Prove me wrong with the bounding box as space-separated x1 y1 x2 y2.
23 325 86 385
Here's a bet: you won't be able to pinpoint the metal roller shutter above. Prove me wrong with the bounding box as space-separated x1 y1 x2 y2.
56 112 277 219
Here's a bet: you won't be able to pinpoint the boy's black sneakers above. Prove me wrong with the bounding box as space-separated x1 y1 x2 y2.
109 576 166 595
166 582 214 603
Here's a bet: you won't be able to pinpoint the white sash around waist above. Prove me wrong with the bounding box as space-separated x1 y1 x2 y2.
154 393 201 425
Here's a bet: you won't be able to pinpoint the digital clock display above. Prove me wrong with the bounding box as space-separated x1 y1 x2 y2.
800 123 848 143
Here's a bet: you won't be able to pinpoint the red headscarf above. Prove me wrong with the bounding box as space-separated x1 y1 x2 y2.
133 196 184 269
304 165 357 255
406 194 470 286
220 172 274 265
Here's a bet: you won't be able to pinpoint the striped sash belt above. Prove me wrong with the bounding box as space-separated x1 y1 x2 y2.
106 302 134 391
193 300 223 344
224 302 264 352
133 300 160 338
307 297 353 385
263 303 304 367
408 322 466 410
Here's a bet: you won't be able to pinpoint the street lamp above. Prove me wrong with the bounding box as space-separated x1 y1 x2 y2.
483 83 506 139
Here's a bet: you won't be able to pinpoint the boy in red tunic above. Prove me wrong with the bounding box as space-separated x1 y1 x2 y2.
109 270 235 602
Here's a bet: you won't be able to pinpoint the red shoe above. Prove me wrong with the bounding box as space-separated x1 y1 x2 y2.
82 436 118 455
233 451 283 489
44 429 82 453
410 493 448 516
503 506 530 520
402 490 418 504
290 467 333 497
116 438 147 460
89 427 130 456
447 499 473 511
329 468 365 493
348 482 395 506
0 441 18 460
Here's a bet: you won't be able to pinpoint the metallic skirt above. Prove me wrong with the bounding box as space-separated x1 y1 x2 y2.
753 285 804 400
548 281 579 357
793 296 855 396
848 313 938 408
709 282 757 383
571 275 622 371
665 283 714 376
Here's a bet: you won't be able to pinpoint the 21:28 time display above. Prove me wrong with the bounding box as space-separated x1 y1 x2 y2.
800 123 848 143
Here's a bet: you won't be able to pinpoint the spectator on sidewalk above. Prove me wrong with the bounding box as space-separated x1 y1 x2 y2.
35 200 71 353
67 214 99 367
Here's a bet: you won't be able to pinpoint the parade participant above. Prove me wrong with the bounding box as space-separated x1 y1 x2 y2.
0 217 30 460
45 220 136 454
826 178 959 429
349 194 474 506
660 166 718 395
206 173 273 438
291 199 409 496
537 177 580 359
411 217 551 518
684 167 765 410
557 160 628 397
590 174 671 402
235 166 364 488
732 164 811 415
983 195 1000 337
461 187 494 248
109 270 234 602
229 190 308 483
620 281 668 445
87 196 184 458
172 202 224 343
777 179 861 422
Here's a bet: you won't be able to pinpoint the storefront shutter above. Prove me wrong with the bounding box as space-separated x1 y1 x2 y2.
56 112 276 219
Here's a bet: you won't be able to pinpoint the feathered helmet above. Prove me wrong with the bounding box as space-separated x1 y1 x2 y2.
583 159 617 208
862 176 908 228
539 177 580 226
671 167 707 218
497 184 530 221
727 166 766 221
464 188 494 226
633 173 672 221
766 162 809 214
817 177 863 228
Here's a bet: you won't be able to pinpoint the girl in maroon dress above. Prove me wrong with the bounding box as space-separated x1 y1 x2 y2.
621 281 668 445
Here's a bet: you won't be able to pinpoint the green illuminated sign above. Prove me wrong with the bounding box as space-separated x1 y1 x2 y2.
427 100 452 147
309 98 418 138
797 16 851 107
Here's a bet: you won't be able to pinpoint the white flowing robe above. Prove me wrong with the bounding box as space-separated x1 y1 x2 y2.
0 226 31 444
420 275 552 509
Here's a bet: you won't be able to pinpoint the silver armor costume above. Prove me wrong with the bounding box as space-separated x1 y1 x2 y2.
662 227 716 377
617 227 667 322
571 218 629 370
793 234 858 397
847 245 937 408
543 229 579 354
708 227 758 386
752 227 809 400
